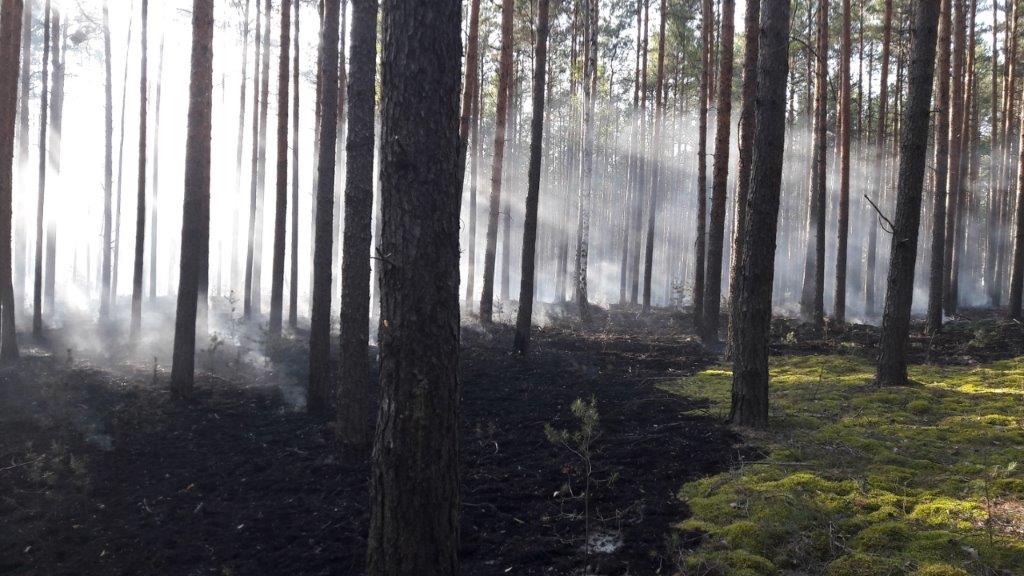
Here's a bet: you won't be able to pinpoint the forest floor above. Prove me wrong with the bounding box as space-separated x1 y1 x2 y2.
0 304 747 576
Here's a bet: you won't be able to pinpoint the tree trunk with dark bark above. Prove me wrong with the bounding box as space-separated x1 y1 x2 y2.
269 0 292 337
150 36 164 301
307 0 340 414
232 0 251 301
0 0 23 361
865 0 892 318
513 0 550 355
641 0 667 313
701 0 735 343
366 0 462 571
730 0 790 428
15 0 28 312
170 0 214 398
100 0 113 319
799 0 828 331
479 0 514 324
693 0 710 333
876 0 942 386
337 0 378 448
244 0 263 319
44 11 62 316
130 0 148 341
573 0 598 323
32 0 50 339
834 0 852 324
289 0 300 328
927 0 952 333
943 0 966 317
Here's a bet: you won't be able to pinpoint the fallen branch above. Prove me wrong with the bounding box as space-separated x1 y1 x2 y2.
863 194 895 235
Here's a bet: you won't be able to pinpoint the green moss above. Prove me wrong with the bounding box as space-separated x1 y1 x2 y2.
682 549 776 576
909 564 969 576
664 354 1024 575
824 553 905 576
851 522 911 553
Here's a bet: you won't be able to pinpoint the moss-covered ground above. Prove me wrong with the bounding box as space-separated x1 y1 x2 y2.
662 355 1024 576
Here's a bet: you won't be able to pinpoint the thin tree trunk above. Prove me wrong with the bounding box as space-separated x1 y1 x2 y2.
942 0 966 316
244 0 263 318
514 0 550 355
44 11 62 315
730 0 791 428
111 4 135 309
465 59 481 305
641 0 667 313
693 0 710 332
366 0 462 570
0 0 23 361
32 0 50 339
927 0 952 332
701 0 735 343
289 0 300 327
337 0 378 448
269 0 292 337
876 0 942 386
251 0 272 318
100 1 114 318
987 0 1001 305
307 0 341 414
232 0 251 301
573 0 598 323
865 0 892 318
799 0 827 331
150 36 164 301
15 0 28 312
834 0 852 324
170 0 214 397
479 0 514 323
950 0 975 313
129 0 148 341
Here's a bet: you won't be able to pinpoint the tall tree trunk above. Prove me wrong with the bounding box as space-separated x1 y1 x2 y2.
479 0 514 323
366 0 462 571
111 6 135 310
513 0 550 355
44 11 61 316
641 0 667 313
986 0 1001 305
269 0 292 337
251 0 272 318
244 0 263 318
942 0 966 316
100 0 114 318
927 0 952 332
730 0 791 427
865 0 892 318
233 0 252 302
15 0 29 312
170 0 214 397
465 59 481 305
32 0 50 339
289 0 300 328
951 0 975 313
0 0 23 361
331 1 347 305
629 0 647 306
337 0 378 448
701 0 735 343
834 0 852 324
727 0 759 353
307 0 341 414
150 36 165 301
799 0 827 331
693 0 710 332
876 0 942 386
573 0 598 323
130 0 148 341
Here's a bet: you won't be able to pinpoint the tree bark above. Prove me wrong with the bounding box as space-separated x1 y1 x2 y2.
573 0 598 323
232 0 251 301
0 0 23 361
307 0 341 414
730 0 790 428
244 0 263 319
130 0 148 341
799 0 828 331
15 0 28 312
701 0 735 343
726 0 759 353
100 0 114 319
865 0 892 318
289 0 300 328
834 0 852 324
479 0 514 323
32 0 50 339
170 0 214 398
337 0 378 448
269 0 292 337
44 11 62 316
366 0 462 571
641 0 667 313
927 0 952 332
942 0 966 317
693 0 711 333
876 0 942 386
513 0 550 355
150 36 165 301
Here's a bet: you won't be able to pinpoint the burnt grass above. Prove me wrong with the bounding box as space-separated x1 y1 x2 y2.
0 309 740 576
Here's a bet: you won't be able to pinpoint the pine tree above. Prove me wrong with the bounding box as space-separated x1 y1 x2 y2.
0 0 24 362
129 0 149 341
268 0 292 337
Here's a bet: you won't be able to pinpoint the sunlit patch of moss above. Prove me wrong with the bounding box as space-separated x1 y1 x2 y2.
681 549 776 576
662 354 1024 575
910 565 970 576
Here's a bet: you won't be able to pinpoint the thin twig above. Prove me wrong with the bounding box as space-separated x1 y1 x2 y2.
863 194 895 235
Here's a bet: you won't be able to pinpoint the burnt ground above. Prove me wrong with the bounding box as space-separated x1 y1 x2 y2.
0 311 739 576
